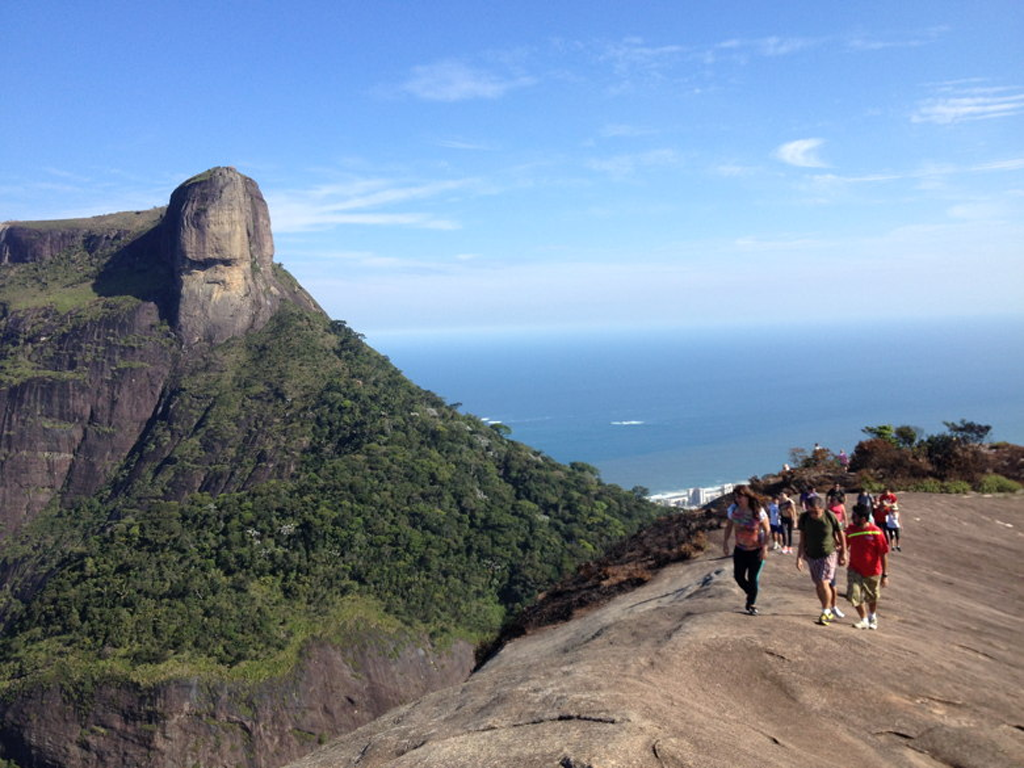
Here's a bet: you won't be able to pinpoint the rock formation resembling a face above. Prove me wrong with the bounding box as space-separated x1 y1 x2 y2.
166 167 281 346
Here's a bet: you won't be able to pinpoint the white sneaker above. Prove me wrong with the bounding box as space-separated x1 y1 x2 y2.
832 607 845 619
853 618 870 629
869 617 879 630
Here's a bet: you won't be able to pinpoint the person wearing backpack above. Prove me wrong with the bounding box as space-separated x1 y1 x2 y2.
722 485 771 616
796 495 847 625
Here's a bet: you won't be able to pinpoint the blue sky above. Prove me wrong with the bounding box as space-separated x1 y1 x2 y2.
3 1 1022 336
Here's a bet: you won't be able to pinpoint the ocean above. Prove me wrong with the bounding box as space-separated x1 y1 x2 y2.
368 316 1024 495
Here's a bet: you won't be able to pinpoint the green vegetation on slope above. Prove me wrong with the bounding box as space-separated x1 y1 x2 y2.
0 209 165 313
0 306 660 693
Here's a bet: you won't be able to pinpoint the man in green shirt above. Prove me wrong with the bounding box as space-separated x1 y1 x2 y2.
796 495 847 625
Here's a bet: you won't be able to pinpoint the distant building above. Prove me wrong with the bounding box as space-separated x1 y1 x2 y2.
649 482 737 509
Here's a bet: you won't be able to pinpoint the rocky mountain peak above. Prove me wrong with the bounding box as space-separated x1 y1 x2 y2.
166 166 285 346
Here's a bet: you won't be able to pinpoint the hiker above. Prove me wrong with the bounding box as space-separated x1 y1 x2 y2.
799 485 818 512
768 496 783 551
885 503 902 551
845 504 890 629
796 495 847 625
838 449 850 471
826 482 846 508
722 485 771 616
875 487 898 531
856 488 874 511
777 491 797 553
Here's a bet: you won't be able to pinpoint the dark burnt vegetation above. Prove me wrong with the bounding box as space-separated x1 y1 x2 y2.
770 420 1022 496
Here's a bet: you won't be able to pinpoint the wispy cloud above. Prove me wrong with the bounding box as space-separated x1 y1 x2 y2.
586 149 683 176
912 82 1024 124
846 26 947 51
400 59 535 101
435 138 497 151
266 177 472 232
773 138 829 168
806 156 1024 190
600 123 659 138
746 36 817 57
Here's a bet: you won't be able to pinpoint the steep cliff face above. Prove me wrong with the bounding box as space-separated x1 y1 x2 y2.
167 167 292 346
0 636 474 768
0 300 176 534
0 167 320 535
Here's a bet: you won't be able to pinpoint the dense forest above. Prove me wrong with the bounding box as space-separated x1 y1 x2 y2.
0 303 661 694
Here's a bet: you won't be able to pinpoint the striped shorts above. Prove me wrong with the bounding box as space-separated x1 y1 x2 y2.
807 552 838 583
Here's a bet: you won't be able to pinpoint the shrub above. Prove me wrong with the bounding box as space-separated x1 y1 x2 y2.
975 474 1023 494
905 479 971 494
849 439 930 480
923 434 985 482
941 480 972 494
906 479 943 493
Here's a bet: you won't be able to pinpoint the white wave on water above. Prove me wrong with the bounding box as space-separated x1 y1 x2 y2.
611 420 645 426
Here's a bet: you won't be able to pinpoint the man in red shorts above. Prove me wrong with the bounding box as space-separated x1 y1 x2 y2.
845 504 890 629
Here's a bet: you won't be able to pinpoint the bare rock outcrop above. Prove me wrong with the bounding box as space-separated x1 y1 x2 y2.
167 167 289 346
0 167 321 534
0 636 474 768
289 493 1024 768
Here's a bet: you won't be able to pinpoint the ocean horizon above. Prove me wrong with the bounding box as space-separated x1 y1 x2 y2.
368 316 1024 495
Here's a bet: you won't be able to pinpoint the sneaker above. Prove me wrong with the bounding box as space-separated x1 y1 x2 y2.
853 618 870 629
817 611 833 626
869 617 879 630
746 605 759 616
832 607 845 619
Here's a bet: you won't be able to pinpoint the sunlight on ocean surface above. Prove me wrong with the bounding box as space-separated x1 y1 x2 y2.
370 317 1024 494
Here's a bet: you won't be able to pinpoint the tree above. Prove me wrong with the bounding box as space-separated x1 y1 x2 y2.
942 419 991 445
861 424 898 447
893 425 922 450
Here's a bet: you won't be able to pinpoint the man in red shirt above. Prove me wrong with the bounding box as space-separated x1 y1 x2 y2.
845 504 890 629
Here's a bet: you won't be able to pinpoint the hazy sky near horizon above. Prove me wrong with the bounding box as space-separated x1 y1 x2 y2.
3 1 1022 335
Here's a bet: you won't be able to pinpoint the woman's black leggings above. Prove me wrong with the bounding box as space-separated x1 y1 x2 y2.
780 517 794 547
732 547 764 608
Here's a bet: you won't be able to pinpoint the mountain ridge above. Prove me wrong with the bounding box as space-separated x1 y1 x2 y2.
0 168 666 767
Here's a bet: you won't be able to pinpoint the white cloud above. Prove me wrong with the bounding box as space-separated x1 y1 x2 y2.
600 123 658 138
845 26 947 51
266 177 472 232
586 149 682 176
912 84 1024 124
435 138 496 151
773 138 829 168
401 60 534 101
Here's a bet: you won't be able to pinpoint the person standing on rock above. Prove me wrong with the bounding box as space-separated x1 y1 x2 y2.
778 490 797 554
826 482 846 509
845 504 890 629
722 485 771 616
768 495 783 551
800 485 819 512
796 495 847 625
885 503 902 551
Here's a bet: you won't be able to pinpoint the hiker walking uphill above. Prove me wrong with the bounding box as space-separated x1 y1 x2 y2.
777 491 797 554
845 504 890 630
722 485 771 616
796 495 847 625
